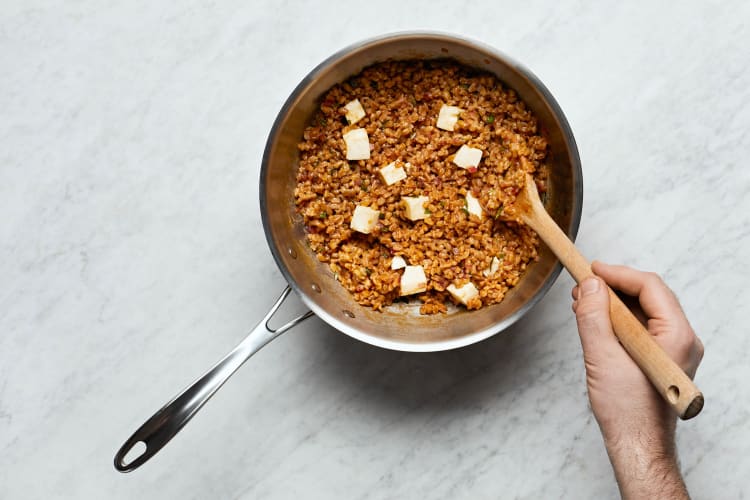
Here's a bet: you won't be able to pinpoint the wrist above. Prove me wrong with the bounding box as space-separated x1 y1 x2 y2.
595 400 677 459
605 436 687 500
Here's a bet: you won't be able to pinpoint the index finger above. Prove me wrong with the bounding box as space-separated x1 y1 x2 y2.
591 261 685 321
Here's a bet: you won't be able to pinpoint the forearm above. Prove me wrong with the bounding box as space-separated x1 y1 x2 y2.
605 438 688 500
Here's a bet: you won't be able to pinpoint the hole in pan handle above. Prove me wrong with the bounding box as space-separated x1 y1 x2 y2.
113 286 313 472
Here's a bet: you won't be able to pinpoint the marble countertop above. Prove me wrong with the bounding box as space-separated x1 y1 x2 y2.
2 1 749 498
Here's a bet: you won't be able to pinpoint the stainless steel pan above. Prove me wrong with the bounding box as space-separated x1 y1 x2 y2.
115 31 582 472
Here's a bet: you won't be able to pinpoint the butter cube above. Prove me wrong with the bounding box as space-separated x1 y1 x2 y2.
402 196 429 221
437 105 462 131
483 256 502 277
391 256 407 270
446 282 479 305
344 99 366 125
350 205 380 234
466 192 483 219
453 145 483 169
379 161 407 186
400 265 427 296
343 128 370 160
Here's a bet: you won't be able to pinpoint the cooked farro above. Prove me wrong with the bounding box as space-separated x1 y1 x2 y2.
294 60 547 314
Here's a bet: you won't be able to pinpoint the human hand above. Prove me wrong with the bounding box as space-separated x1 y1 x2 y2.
571 261 704 499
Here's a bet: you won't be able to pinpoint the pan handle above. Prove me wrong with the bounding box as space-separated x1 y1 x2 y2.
114 286 313 472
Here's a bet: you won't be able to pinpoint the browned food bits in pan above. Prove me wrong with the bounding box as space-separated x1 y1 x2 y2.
294 60 548 314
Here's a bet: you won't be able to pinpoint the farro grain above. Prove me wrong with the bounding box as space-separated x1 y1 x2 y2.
294 60 547 314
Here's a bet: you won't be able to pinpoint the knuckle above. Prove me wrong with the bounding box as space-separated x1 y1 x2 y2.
575 299 606 323
673 328 700 357
695 336 705 359
678 338 694 356
646 272 664 286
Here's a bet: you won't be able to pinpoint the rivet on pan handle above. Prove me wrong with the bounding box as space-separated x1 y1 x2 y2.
114 286 313 472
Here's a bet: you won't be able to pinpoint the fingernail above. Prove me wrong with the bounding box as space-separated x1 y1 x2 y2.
581 278 600 296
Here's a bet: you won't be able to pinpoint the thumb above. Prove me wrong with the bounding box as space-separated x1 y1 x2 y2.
574 278 621 357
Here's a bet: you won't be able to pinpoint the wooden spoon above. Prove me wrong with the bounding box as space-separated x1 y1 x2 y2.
504 174 704 420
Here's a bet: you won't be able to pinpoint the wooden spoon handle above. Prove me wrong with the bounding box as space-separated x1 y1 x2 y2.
525 206 703 419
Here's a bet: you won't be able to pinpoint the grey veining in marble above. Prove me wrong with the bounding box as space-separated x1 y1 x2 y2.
2 1 749 498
